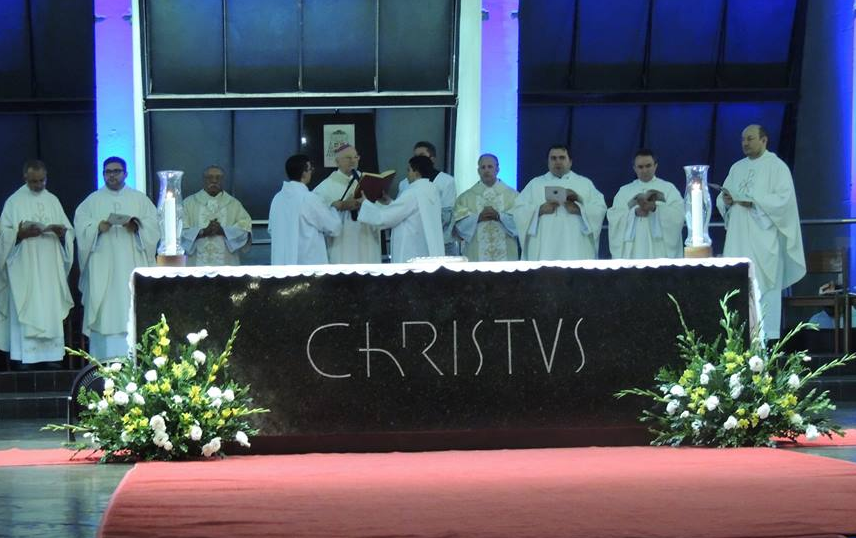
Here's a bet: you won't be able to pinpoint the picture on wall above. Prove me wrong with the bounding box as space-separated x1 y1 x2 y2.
322 124 356 167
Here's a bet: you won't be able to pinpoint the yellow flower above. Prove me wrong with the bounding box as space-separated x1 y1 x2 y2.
157 326 167 337
124 423 136 433
698 407 706 416
750 415 759 427
737 419 750 429
152 346 163 357
724 351 739 362
189 386 202 399
221 409 231 418
211 364 220 374
208 375 216 383
171 363 183 378
130 408 142 416
121 414 131 424
158 336 170 347
725 363 738 374
734 356 745 365
160 380 172 393
203 411 214 420
137 418 148 429
145 383 160 394
736 408 746 417
751 374 761 385
181 412 192 423
217 419 225 427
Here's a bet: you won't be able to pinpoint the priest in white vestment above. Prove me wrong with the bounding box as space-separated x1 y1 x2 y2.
313 144 382 264
269 155 344 265
512 145 607 261
398 141 459 255
715 125 805 339
181 166 252 266
74 157 159 359
453 153 519 261
0 160 74 368
358 155 444 263
607 149 684 259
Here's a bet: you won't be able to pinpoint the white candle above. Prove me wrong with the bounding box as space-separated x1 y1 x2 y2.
164 192 177 255
690 184 704 246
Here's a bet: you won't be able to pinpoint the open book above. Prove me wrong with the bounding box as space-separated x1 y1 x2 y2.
107 213 132 226
355 170 396 202
709 183 752 203
21 221 61 234
545 186 568 204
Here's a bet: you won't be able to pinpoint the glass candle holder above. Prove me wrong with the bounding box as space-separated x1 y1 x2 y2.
156 170 185 256
683 165 712 248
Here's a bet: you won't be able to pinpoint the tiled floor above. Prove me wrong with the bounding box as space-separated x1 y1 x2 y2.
1 407 855 538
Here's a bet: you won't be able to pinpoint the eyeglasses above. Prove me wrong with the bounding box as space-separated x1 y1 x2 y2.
104 168 125 175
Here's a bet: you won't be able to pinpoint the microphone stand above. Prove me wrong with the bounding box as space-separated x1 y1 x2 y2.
339 169 360 221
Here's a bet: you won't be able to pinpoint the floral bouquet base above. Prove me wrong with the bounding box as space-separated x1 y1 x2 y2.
616 291 855 448
44 316 268 462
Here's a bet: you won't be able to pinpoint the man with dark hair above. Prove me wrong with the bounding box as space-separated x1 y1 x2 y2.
0 159 74 369
269 155 343 265
715 124 805 339
181 165 252 266
511 145 606 260
357 155 443 263
607 149 684 259
74 156 159 359
399 141 458 255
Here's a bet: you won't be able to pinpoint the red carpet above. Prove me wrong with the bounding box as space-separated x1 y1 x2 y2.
99 447 856 538
775 428 856 447
0 447 103 467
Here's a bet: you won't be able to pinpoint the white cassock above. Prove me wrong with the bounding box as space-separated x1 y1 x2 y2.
0 186 74 363
607 177 685 259
511 171 607 261
314 170 381 264
715 150 806 339
269 181 342 265
181 190 252 266
453 180 519 262
400 171 457 254
358 178 444 263
74 186 159 359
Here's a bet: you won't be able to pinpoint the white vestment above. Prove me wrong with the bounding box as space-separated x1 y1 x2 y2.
181 190 252 266
607 177 685 259
715 150 806 338
74 186 159 359
269 181 342 265
453 180 519 261
0 186 74 363
512 171 607 261
400 171 457 254
313 170 381 264
358 178 444 263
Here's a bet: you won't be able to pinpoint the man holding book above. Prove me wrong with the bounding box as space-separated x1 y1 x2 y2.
511 145 606 261
74 157 159 359
0 159 74 370
607 149 684 259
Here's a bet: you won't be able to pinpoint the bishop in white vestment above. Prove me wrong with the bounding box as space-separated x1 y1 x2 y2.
0 161 74 366
715 125 805 339
181 166 252 266
512 146 606 261
74 158 159 359
607 150 684 259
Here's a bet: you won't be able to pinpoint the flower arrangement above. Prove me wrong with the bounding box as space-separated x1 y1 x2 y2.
615 290 855 447
45 316 268 461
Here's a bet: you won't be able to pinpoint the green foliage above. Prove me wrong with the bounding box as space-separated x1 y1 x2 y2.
616 290 855 447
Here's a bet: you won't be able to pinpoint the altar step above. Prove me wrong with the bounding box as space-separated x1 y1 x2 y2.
0 370 76 420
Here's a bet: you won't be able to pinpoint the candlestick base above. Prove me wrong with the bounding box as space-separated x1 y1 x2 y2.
156 254 187 267
684 245 712 258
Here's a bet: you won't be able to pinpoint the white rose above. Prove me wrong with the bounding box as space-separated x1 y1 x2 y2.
153 430 169 447
82 432 92 439
209 437 221 452
730 385 743 399
669 385 685 397
198 329 209 340
729 374 741 388
756 403 771 420
790 413 803 426
805 424 819 440
110 362 123 372
235 431 251 448
133 393 145 405
702 363 715 374
787 374 800 390
87 402 96 410
748 355 764 373
97 399 109 412
103 378 115 390
192 350 206 365
666 400 680 415
211 398 222 409
680 410 690 419
153 356 167 368
120 431 131 443
802 355 812 362
113 391 129 406
723 416 738 430
125 382 138 393
207 386 222 399
186 332 201 345
144 370 158 383
699 373 710 386
201 443 215 457
190 425 203 441
149 415 166 432
172 395 183 404
163 440 173 452
704 395 720 411
223 389 235 402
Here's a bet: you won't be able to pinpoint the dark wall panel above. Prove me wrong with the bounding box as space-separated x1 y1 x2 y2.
0 0 33 98
517 107 570 188
648 0 724 88
574 0 647 90
378 0 452 91
711 103 786 184
303 0 375 91
517 0 576 91
644 104 715 190
31 0 93 98
38 114 96 214
376 107 448 196
0 116 38 205
722 0 796 86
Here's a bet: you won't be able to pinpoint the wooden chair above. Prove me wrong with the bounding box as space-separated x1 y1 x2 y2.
782 249 851 355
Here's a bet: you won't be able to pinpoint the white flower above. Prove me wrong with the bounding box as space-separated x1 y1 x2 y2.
666 400 680 415
125 382 138 393
153 356 167 368
223 389 235 402
144 370 158 383
723 416 738 430
805 424 819 440
691 419 703 432
172 395 183 404
704 395 720 411
97 399 109 412
235 431 251 448
133 393 145 405
680 410 690 419
87 402 96 410
802 355 812 362
210 437 221 452
110 362 123 372
748 355 764 373
190 425 203 441
669 385 685 397
790 413 803 426
83 432 92 439
702 363 715 375
211 398 222 409
163 440 173 452
201 437 222 457
787 374 800 390
192 350 206 365
103 378 115 390
113 391 129 406
207 387 222 399
120 431 131 443
149 415 166 432
729 374 741 387
699 373 710 386
756 403 771 420
198 329 208 340
186 332 201 345
730 385 743 399
153 430 169 447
